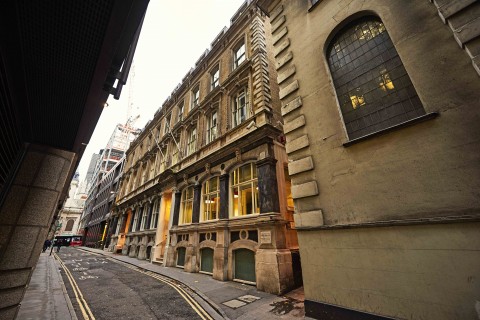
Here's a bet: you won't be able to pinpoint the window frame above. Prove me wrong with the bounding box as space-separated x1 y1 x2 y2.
233 39 246 70
164 113 171 134
186 126 197 156
232 86 249 128
191 85 200 111
177 101 184 123
150 199 159 229
206 110 218 144
202 176 220 222
326 17 426 142
230 163 259 217
140 206 148 231
210 64 220 91
180 186 194 225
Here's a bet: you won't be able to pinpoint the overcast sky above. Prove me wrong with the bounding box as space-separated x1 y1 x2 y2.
77 0 244 180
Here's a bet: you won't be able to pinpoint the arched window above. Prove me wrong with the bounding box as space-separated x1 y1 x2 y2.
231 163 259 217
202 176 219 221
65 219 75 232
327 17 425 140
180 186 194 224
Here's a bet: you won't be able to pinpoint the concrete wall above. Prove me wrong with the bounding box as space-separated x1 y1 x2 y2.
0 144 75 319
258 0 480 318
299 222 480 320
271 0 480 224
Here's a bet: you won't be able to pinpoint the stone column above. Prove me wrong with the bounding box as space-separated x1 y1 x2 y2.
171 191 181 227
192 184 201 223
256 157 280 213
0 144 76 320
219 173 229 219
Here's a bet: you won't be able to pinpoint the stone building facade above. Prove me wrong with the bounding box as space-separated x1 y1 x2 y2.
257 0 480 319
57 173 84 236
113 0 300 294
83 158 124 248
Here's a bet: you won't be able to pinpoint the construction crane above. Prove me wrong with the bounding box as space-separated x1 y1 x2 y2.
119 64 140 143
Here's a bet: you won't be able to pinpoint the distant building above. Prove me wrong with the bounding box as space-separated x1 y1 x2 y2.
57 172 85 236
111 0 301 294
79 123 139 246
258 0 480 319
83 158 125 248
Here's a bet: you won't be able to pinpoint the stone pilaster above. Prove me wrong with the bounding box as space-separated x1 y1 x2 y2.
256 157 280 213
171 191 181 227
219 174 229 219
192 184 201 223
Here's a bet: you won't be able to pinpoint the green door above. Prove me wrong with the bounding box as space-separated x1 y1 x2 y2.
200 248 214 273
234 249 256 283
176 247 186 267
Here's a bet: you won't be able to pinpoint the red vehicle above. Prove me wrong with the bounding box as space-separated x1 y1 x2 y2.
54 235 83 247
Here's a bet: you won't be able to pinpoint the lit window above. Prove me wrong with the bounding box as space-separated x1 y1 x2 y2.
191 86 200 110
327 18 425 140
211 65 220 90
186 127 197 156
202 177 219 221
231 163 259 217
206 111 217 144
233 41 245 69
181 186 194 224
232 87 249 128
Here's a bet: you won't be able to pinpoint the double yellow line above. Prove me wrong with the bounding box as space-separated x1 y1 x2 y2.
110 258 214 320
54 253 95 320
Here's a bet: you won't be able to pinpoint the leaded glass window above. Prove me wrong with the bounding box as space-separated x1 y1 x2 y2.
327 18 425 140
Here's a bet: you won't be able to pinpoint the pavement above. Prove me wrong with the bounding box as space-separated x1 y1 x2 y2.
17 247 305 320
17 251 77 320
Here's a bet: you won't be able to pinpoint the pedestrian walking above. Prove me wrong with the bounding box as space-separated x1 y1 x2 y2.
56 240 61 252
42 239 51 252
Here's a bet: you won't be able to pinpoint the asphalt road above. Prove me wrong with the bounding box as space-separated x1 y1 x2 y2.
55 247 208 320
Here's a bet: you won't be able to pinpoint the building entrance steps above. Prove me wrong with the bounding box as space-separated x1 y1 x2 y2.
81 247 305 319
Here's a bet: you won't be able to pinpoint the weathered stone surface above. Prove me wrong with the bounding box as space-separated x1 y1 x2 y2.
275 51 293 70
272 27 288 45
286 134 309 154
281 96 302 116
293 210 324 227
274 38 290 57
277 64 295 84
288 156 314 175
279 80 299 99
291 181 318 199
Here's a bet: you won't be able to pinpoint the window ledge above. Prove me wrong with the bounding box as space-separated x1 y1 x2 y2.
343 112 439 147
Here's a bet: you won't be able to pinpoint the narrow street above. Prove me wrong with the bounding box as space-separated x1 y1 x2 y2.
54 247 213 320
